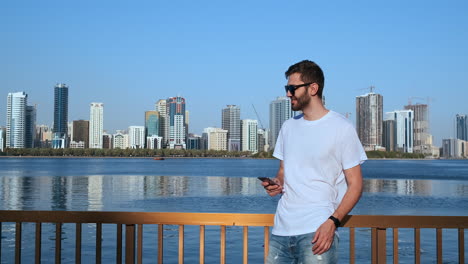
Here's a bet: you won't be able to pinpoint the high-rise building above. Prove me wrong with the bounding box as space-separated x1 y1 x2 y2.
113 132 129 149
241 119 258 153
257 128 267 152
167 96 186 149
185 110 189 143
128 126 145 149
72 120 89 148
222 105 241 151
385 110 414 153
456 114 467 141
0 128 5 152
53 83 68 149
404 104 432 153
269 97 292 150
25 105 37 148
67 121 73 143
442 138 467 158
102 133 112 149
89 103 104 149
356 92 383 150
382 120 396 152
156 100 168 147
145 111 160 140
6 92 27 148
202 127 228 151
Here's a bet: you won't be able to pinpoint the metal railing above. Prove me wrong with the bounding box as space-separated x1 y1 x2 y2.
0 211 466 264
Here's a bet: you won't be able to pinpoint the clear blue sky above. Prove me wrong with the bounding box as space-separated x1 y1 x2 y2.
1 0 467 146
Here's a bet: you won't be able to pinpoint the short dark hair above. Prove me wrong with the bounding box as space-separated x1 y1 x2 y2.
285 60 325 98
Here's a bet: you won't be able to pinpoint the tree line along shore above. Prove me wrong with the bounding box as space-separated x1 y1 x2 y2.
0 148 427 159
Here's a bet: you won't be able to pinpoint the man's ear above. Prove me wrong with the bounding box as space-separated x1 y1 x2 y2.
309 83 319 97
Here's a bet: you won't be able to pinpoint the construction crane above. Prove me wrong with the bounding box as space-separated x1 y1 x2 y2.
251 104 265 130
357 85 376 93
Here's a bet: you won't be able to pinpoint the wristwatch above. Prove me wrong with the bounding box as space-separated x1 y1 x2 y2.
328 216 341 228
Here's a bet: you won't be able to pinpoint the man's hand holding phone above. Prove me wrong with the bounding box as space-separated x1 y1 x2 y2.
258 177 283 197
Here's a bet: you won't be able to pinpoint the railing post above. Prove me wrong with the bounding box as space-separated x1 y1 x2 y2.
125 224 136 264
372 228 387 264
15 222 22 264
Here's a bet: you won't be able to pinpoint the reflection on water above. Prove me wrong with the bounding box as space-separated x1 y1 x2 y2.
1 159 468 263
0 175 267 211
364 178 468 197
1 174 467 213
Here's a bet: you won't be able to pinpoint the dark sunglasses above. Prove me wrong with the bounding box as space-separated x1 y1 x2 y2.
284 82 313 96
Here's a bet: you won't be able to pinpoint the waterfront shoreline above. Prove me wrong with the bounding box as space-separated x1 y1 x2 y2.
0 155 462 160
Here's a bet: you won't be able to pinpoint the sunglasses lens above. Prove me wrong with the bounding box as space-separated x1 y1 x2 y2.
285 85 294 95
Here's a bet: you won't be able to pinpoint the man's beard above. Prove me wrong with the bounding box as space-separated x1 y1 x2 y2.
291 92 311 111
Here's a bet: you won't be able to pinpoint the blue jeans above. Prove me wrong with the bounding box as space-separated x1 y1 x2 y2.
266 232 339 264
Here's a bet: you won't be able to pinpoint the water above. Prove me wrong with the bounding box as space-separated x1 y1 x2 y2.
0 158 467 263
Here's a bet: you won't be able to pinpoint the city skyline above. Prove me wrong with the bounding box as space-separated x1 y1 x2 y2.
2 87 468 149
1 1 468 146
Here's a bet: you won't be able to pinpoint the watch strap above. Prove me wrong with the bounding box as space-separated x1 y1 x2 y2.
328 215 341 228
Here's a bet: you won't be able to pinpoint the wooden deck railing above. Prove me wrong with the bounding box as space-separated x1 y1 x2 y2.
0 211 466 264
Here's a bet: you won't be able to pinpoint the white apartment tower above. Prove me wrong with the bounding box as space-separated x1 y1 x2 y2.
129 126 145 149
385 110 414 153
241 119 258 153
269 97 292 150
6 92 27 148
89 103 104 148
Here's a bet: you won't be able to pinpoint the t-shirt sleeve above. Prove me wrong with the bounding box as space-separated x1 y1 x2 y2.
273 127 284 160
340 124 367 170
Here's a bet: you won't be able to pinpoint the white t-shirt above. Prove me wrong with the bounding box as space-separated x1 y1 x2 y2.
272 111 367 236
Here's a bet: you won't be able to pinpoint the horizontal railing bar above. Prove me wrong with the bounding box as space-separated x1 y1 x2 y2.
342 215 468 228
0 211 467 229
0 211 274 226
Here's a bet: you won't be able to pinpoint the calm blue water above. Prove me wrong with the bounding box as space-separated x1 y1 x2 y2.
0 158 467 263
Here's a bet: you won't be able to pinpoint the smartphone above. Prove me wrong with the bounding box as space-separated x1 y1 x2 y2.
257 177 278 186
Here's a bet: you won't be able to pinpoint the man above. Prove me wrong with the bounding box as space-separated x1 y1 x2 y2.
263 60 367 263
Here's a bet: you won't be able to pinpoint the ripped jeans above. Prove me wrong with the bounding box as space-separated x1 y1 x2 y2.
266 232 339 264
